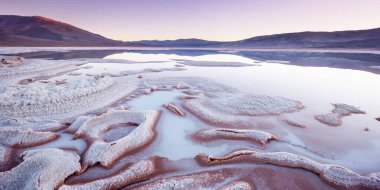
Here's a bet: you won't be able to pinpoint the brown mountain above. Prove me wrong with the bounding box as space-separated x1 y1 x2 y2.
0 15 129 46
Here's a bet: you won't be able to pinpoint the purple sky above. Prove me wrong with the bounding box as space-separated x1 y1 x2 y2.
1 0 380 41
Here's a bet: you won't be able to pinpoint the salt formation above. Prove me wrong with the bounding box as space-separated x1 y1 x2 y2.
219 181 254 190
163 103 185 116
147 77 304 127
73 109 159 169
194 129 277 145
183 94 304 127
0 117 62 131
283 119 307 128
0 148 81 190
133 170 232 190
0 145 10 168
0 128 58 147
197 150 380 189
315 103 366 126
0 56 26 66
0 76 137 117
59 158 158 190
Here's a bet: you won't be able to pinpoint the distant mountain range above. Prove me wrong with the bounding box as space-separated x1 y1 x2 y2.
1 15 380 48
0 15 130 46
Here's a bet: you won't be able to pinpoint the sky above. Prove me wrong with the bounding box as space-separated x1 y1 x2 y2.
1 0 380 41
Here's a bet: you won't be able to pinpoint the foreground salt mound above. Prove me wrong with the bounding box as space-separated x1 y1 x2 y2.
194 128 277 145
315 103 366 126
0 148 81 190
133 169 232 190
60 158 158 190
0 75 137 117
0 56 26 66
0 128 58 147
196 150 380 189
183 94 304 127
73 109 159 170
0 145 10 169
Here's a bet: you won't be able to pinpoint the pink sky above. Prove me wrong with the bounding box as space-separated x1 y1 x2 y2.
1 0 380 41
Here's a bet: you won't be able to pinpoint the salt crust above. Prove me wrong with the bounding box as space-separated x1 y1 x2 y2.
0 76 138 118
194 128 277 145
0 128 58 147
0 148 81 190
72 109 159 170
59 158 157 190
197 150 380 189
315 103 366 126
133 170 229 190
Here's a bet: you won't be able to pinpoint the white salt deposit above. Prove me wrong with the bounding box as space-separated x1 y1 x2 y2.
74 109 159 169
194 128 277 145
0 128 58 147
59 158 157 190
0 148 81 190
198 150 380 189
315 103 366 126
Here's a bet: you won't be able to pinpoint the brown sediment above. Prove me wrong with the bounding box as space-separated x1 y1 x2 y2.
283 119 307 128
163 103 185 116
315 103 366 127
193 128 277 145
59 157 163 190
375 117 380 122
196 150 380 189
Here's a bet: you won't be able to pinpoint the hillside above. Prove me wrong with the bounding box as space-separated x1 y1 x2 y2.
0 15 128 46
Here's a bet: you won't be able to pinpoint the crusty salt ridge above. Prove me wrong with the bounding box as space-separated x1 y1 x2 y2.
283 119 307 128
0 128 58 147
0 76 139 118
196 150 380 189
0 56 26 66
75 109 159 170
183 94 304 127
133 169 231 190
59 158 158 190
65 115 93 133
315 103 366 126
163 103 185 116
0 148 81 190
194 129 277 145
219 181 254 190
